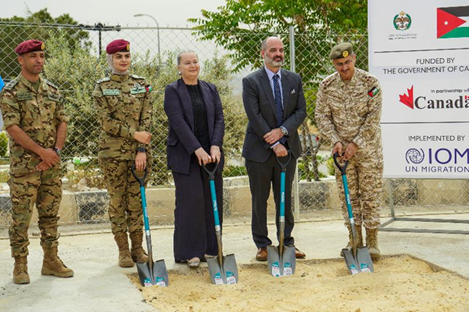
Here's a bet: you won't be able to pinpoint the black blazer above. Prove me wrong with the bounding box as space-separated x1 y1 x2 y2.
242 68 307 162
164 79 225 175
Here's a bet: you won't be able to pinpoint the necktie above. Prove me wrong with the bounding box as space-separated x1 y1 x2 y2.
273 74 283 127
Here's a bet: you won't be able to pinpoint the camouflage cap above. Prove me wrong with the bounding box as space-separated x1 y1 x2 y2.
106 39 130 54
15 40 45 54
329 42 353 60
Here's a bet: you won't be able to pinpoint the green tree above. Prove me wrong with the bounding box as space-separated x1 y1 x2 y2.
0 8 90 80
189 0 368 181
189 0 367 73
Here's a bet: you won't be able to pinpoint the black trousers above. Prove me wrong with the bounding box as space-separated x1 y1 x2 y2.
172 158 223 262
246 153 296 248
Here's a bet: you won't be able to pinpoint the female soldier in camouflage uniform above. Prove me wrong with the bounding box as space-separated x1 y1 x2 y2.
93 39 152 267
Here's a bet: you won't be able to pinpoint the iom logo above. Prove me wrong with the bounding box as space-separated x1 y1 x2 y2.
406 148 425 164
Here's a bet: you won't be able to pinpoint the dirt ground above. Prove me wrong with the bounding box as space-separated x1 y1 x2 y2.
130 255 469 312
2 217 469 312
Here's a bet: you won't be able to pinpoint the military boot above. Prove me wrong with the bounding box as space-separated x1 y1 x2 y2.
114 233 134 268
13 256 30 284
129 232 148 263
41 247 74 278
340 224 364 257
366 227 381 261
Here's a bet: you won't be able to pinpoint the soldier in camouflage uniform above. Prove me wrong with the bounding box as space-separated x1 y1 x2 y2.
315 43 383 261
0 40 74 284
93 39 152 268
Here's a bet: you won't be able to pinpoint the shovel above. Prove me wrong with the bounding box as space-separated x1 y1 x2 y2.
333 153 373 275
267 152 296 277
131 164 169 287
202 162 238 285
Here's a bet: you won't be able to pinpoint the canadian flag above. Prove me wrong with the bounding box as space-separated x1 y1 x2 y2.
399 86 414 109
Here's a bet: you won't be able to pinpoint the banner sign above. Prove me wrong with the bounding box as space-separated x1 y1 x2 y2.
368 0 469 178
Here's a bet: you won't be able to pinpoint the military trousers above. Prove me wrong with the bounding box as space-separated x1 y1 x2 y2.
9 167 62 257
100 158 145 236
334 148 384 229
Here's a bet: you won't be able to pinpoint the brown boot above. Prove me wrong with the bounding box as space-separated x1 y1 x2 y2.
114 233 134 268
340 224 364 257
13 256 30 284
366 228 381 261
129 232 148 263
41 247 74 278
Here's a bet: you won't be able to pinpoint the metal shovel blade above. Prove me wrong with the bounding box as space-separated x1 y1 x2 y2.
267 245 296 277
136 260 169 287
207 254 239 285
356 247 374 273
342 247 374 275
342 248 360 275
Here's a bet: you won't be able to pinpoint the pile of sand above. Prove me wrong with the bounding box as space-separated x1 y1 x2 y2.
129 255 469 312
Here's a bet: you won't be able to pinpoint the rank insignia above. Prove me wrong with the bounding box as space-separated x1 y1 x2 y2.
130 83 146 94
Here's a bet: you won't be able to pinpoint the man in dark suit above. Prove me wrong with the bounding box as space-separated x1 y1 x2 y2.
242 37 307 261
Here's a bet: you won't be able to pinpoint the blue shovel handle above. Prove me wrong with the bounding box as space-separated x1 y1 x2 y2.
275 153 291 217
333 153 354 221
131 165 150 232
275 152 291 256
202 163 221 227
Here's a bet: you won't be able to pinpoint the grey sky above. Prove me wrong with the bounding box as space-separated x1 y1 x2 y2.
1 0 225 27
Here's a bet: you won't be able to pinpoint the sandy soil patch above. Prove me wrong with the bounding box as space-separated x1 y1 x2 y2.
129 255 469 312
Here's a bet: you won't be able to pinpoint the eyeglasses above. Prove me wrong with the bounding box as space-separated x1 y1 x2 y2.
334 59 353 68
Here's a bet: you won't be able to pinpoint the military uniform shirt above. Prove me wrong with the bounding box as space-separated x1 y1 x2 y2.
315 68 383 150
0 74 68 174
93 74 152 159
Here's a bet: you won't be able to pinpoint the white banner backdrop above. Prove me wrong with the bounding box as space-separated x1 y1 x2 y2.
368 0 469 178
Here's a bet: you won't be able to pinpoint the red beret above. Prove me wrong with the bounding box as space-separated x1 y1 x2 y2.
106 39 130 54
15 40 45 54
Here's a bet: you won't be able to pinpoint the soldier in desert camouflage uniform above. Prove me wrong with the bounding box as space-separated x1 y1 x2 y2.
93 39 152 268
0 40 74 284
315 43 383 261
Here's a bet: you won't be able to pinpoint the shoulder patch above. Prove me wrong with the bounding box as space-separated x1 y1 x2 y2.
130 74 145 80
44 79 59 90
368 86 380 97
4 79 19 91
97 77 111 84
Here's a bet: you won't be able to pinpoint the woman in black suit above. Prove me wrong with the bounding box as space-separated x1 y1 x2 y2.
164 51 225 268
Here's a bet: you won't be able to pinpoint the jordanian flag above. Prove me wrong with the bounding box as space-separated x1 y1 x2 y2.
437 6 469 38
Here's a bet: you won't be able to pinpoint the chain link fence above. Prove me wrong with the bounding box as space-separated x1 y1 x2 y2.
0 22 468 236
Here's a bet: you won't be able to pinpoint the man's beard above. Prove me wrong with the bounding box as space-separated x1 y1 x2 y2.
265 55 283 67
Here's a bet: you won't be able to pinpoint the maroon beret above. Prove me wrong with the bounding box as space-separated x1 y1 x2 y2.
106 39 130 54
15 40 45 54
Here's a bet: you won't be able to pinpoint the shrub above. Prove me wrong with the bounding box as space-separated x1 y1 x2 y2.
0 131 8 158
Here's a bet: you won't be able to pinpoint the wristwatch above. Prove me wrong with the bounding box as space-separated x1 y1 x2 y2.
280 126 288 136
137 146 146 153
53 147 61 156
